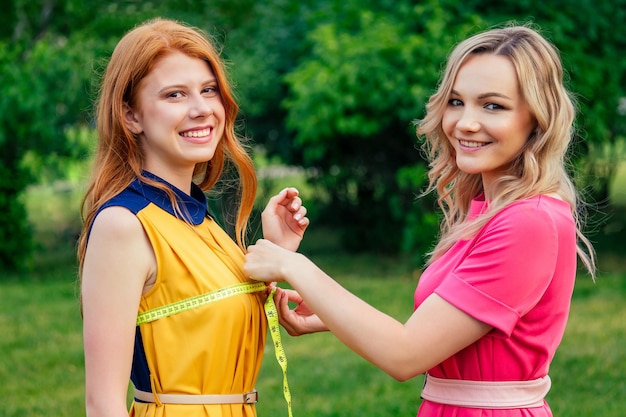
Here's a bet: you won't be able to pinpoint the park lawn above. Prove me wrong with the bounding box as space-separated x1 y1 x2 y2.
0 269 84 416
1 251 625 417
2 169 624 416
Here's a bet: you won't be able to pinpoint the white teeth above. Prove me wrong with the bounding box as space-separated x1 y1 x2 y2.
180 129 211 138
459 140 487 148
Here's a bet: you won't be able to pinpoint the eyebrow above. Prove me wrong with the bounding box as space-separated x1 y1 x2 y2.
450 89 512 101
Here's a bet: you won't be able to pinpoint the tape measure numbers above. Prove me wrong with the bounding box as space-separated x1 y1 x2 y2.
265 287 293 417
136 281 294 417
136 281 267 325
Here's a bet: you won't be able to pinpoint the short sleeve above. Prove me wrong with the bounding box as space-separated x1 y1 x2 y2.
434 202 559 337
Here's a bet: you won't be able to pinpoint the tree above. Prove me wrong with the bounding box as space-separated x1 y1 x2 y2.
0 0 167 271
438 0 626 199
1 0 623 270
274 1 483 259
243 0 625 260
0 0 304 271
0 18 97 270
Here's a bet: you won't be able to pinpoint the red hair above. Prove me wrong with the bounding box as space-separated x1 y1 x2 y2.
78 18 256 272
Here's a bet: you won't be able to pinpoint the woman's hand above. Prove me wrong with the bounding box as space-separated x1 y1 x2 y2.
261 188 309 252
244 238 296 283
245 241 327 335
275 288 328 336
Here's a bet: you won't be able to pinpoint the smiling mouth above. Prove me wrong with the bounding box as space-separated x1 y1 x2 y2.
459 139 489 148
180 128 211 138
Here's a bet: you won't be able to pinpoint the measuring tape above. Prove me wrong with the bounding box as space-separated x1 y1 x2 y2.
136 281 294 417
265 287 293 417
136 281 267 325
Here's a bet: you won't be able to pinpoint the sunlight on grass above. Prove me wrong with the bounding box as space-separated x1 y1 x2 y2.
610 161 626 206
3 269 625 416
0 278 84 417
548 275 626 415
2 164 624 416
256 273 424 417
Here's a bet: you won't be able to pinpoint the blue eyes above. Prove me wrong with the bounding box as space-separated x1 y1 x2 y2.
484 103 504 110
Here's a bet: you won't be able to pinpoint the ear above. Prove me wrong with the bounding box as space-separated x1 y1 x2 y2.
123 103 143 135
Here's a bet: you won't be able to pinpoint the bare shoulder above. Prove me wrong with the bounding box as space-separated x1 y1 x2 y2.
84 206 156 292
90 206 145 239
89 206 154 266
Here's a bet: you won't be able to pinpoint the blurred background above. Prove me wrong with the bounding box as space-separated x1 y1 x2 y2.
0 0 624 416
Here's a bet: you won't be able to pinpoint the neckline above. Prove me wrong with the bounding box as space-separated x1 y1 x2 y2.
131 171 212 225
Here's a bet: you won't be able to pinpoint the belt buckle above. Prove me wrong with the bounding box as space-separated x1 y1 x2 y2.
243 391 258 404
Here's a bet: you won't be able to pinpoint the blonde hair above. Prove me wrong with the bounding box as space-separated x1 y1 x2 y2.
418 24 596 277
78 18 256 272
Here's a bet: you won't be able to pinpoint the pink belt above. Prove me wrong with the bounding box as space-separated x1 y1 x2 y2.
421 374 551 409
134 387 258 405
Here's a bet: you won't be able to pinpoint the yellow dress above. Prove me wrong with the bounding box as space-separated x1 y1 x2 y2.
103 172 267 417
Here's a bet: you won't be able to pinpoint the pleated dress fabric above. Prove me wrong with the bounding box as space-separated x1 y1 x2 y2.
100 172 267 417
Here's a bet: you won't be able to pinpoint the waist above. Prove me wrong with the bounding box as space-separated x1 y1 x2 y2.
134 387 258 405
421 373 551 409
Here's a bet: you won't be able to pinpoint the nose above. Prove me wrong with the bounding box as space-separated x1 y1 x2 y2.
188 94 214 119
455 109 480 133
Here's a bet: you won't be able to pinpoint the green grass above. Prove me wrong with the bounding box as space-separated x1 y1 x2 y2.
1 167 625 416
0 273 84 416
547 274 626 416
1 239 625 416
256 250 423 417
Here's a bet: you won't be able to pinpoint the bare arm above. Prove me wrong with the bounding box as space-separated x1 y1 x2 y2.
244 239 492 381
82 207 156 417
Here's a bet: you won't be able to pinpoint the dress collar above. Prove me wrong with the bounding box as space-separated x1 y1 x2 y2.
130 171 212 225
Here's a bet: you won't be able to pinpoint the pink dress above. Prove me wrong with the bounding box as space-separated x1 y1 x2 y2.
414 195 577 417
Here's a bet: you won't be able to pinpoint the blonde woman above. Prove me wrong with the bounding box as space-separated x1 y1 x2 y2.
244 24 596 416
78 18 308 417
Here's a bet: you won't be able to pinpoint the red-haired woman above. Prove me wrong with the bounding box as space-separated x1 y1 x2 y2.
78 18 308 417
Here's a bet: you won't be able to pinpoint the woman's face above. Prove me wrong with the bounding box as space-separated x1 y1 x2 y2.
124 50 226 181
442 53 535 198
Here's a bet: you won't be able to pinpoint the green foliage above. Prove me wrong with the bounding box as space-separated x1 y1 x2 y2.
0 0 187 272
222 0 315 164
0 37 88 269
1 0 624 270
438 0 626 199
0 2 104 271
242 0 626 258
279 1 482 256
395 164 440 264
0 177 33 271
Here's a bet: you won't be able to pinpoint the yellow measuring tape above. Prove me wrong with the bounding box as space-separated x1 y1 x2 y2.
136 281 267 325
136 281 293 417
265 287 293 417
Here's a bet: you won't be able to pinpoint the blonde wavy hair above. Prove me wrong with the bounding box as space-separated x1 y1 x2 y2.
418 24 596 277
77 18 257 273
